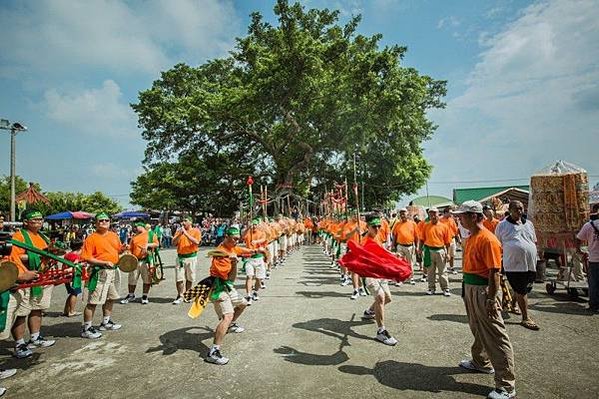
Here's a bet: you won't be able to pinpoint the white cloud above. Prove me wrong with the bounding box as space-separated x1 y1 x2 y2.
426 0 599 198
425 0 599 195
0 0 240 79
437 16 461 30
43 80 136 138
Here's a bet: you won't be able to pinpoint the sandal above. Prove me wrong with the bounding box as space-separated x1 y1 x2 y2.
520 319 540 330
510 308 522 315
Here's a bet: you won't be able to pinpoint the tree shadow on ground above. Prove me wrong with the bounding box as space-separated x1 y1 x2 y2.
339 360 490 396
274 316 372 366
295 290 350 299
427 314 469 324
37 321 82 338
0 352 43 371
297 276 341 286
391 291 430 297
146 326 213 356
529 302 591 316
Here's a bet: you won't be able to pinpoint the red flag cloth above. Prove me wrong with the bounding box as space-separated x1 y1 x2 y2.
339 239 412 282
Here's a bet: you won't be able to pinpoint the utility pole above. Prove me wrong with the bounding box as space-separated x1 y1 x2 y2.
1 119 27 221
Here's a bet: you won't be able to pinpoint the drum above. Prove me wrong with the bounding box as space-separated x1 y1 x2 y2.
0 261 19 292
117 254 138 273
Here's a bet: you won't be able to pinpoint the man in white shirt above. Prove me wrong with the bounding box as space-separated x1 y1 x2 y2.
577 204 599 313
495 201 539 330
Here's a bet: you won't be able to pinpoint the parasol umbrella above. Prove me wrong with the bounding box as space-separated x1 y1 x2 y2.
16 182 50 206
45 211 94 220
113 211 149 219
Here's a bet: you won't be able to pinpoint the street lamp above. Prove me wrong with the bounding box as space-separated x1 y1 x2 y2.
0 119 27 221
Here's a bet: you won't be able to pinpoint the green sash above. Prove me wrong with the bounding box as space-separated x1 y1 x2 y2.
21 229 50 298
209 278 233 301
0 291 10 332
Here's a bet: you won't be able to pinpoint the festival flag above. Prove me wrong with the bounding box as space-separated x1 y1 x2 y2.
339 240 412 282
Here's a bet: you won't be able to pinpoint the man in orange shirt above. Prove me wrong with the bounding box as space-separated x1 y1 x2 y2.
9 210 55 358
441 208 459 274
482 206 500 234
120 222 159 305
206 227 265 365
454 201 516 399
360 215 398 346
80 212 124 339
343 215 367 299
172 216 201 305
242 218 268 304
420 208 452 296
391 208 419 285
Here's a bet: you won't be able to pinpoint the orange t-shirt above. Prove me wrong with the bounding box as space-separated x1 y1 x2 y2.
483 218 499 234
376 218 390 244
440 217 458 238
391 220 418 245
174 227 201 255
243 228 267 249
81 231 122 264
462 228 502 278
9 229 49 273
209 243 252 280
129 230 158 259
343 220 365 243
421 222 451 247
361 235 383 246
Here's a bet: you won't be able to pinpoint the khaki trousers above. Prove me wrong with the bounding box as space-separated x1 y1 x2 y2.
463 284 516 392
427 249 448 291
396 244 414 278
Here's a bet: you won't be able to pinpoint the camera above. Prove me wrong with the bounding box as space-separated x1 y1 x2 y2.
0 231 13 257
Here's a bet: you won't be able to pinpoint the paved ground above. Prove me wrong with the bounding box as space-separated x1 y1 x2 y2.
1 245 598 398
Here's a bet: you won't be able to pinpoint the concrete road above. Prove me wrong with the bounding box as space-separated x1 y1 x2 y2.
1 245 598 398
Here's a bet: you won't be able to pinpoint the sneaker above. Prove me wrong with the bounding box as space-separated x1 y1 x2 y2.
443 290 451 297
452 269 458 275
120 294 135 304
14 344 33 359
0 387 6 397
172 296 183 305
99 320 122 331
375 329 398 346
362 309 375 320
265 272 271 280
459 359 495 374
0 369 16 380
205 349 229 365
410 279 416 285
141 297 149 305
227 323 245 333
81 326 102 339
246 296 253 306
420 276 427 282
426 290 435 295
358 288 367 296
27 336 56 349
487 388 517 399
252 292 259 301
350 290 359 300
395 281 403 287
260 281 266 289
341 277 351 286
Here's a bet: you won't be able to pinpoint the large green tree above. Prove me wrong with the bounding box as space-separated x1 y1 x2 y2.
132 0 446 214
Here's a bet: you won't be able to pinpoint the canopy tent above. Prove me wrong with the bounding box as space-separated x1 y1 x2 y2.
408 195 454 209
16 182 50 206
453 185 530 205
113 211 149 219
45 211 94 220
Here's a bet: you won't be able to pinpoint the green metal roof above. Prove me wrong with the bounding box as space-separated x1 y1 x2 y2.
410 195 454 207
453 185 530 204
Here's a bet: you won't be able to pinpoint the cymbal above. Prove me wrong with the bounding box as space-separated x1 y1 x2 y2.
117 254 138 273
206 250 231 258
0 261 19 292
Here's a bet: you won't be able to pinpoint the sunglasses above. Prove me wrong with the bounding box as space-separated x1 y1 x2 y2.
98 219 110 222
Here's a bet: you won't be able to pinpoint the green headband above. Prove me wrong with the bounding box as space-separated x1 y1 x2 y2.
23 210 43 220
252 218 261 225
226 227 240 237
183 216 193 222
134 221 146 227
95 212 110 220
368 217 382 227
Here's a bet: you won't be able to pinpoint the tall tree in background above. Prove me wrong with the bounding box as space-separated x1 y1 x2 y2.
132 0 446 214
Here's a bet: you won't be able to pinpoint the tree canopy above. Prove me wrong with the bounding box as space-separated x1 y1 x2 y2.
131 0 446 215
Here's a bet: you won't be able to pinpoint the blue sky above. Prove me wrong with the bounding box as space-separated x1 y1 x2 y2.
0 0 597 208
